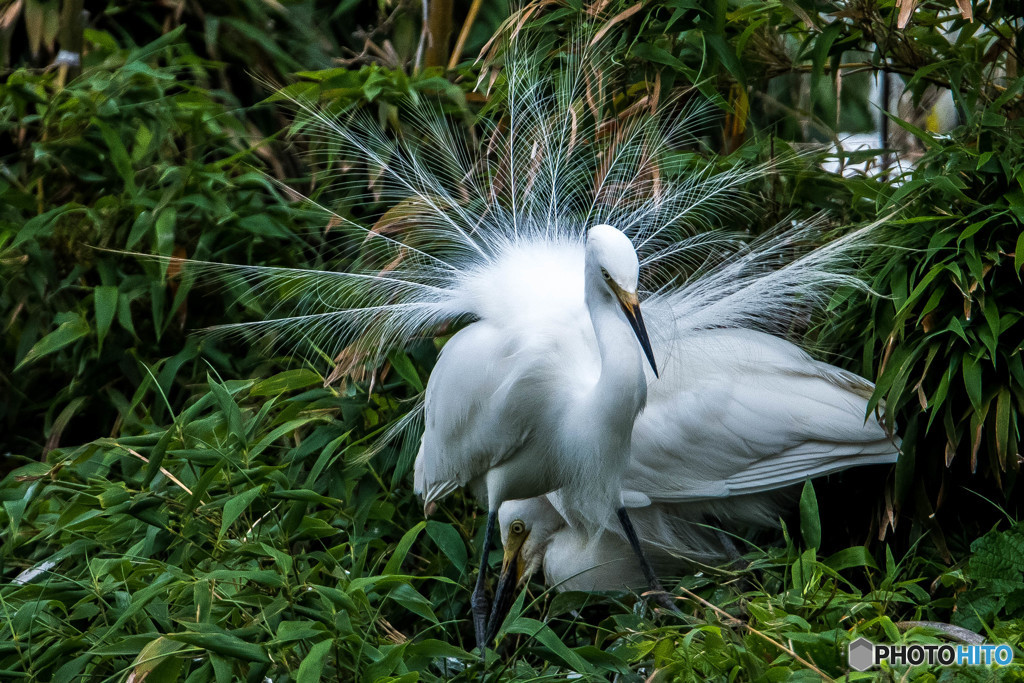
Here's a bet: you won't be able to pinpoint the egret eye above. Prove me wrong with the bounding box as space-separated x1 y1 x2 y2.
600 267 611 281
510 520 526 535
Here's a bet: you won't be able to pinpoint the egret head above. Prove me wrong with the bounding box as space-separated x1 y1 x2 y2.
499 518 531 587
485 499 563 639
497 498 561 585
586 224 658 376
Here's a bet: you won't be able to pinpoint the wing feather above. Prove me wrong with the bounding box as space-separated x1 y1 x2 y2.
626 328 899 504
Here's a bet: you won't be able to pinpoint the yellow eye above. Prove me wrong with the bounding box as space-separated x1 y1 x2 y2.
510 520 526 535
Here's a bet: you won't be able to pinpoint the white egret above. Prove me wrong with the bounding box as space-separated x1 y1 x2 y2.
488 325 899 625
414 223 664 649
153 29 896 651
420 255 899 644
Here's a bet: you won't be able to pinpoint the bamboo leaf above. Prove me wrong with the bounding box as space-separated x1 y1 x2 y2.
15 316 90 370
166 632 270 663
963 354 983 411
219 487 264 540
94 286 118 349
295 639 333 683
799 479 821 551
384 520 426 575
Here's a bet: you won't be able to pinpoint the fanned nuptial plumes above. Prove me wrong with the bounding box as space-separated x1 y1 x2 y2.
161 26 873 377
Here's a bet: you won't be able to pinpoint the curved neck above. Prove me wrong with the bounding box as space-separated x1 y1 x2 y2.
582 269 648 432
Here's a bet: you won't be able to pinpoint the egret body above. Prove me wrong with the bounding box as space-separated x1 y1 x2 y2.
415 224 662 648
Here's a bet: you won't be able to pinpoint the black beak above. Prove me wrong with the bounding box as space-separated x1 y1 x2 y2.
621 299 659 378
484 549 520 644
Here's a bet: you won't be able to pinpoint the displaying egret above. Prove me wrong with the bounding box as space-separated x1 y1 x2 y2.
156 28 896 652
415 223 666 649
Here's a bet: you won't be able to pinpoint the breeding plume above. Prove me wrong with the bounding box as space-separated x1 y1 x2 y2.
163 28 897 650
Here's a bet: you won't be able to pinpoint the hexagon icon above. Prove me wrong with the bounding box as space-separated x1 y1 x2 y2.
848 638 875 672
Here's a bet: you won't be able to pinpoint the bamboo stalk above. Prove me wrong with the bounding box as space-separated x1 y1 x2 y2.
56 0 84 87
424 0 452 68
448 0 483 70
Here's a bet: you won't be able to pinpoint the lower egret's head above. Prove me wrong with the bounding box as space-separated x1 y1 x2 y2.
497 498 560 585
586 224 658 376
484 499 563 640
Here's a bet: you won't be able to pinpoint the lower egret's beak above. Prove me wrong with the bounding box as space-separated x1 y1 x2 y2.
618 292 659 377
484 529 529 644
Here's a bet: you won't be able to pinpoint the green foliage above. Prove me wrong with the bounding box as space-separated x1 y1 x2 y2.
834 89 1024 520
4 372 1021 680
0 0 504 457
0 369 477 680
0 22 314 455
4 0 1024 680
954 522 1024 635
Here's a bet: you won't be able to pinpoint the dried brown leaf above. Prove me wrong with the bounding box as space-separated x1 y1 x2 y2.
970 420 983 473
378 617 408 644
945 439 957 467
897 0 917 28
954 0 972 22
781 0 820 31
476 1 556 65
326 343 370 388
0 0 23 32
590 3 644 47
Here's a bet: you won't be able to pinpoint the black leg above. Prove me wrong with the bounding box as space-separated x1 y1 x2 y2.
472 510 498 653
617 507 679 612
715 528 747 566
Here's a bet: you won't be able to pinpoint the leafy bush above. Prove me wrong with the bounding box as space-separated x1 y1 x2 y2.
4 372 1015 680
0 369 471 680
955 521 1024 635
0 0 505 460
844 110 1024 534
4 0 1024 680
0 23 318 456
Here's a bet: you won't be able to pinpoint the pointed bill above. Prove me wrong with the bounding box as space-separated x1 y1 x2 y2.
484 531 528 644
617 291 658 377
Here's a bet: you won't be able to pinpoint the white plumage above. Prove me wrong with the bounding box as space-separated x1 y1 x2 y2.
497 326 898 595
416 227 651 527
412 224 665 648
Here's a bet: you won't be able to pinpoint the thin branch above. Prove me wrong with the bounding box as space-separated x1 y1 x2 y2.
120 445 197 499
662 583 837 683
414 0 429 73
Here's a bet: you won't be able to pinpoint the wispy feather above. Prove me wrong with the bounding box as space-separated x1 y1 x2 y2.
138 27 875 388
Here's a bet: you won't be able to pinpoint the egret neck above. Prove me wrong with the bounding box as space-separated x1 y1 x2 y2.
586 257 647 428
568 256 650 519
